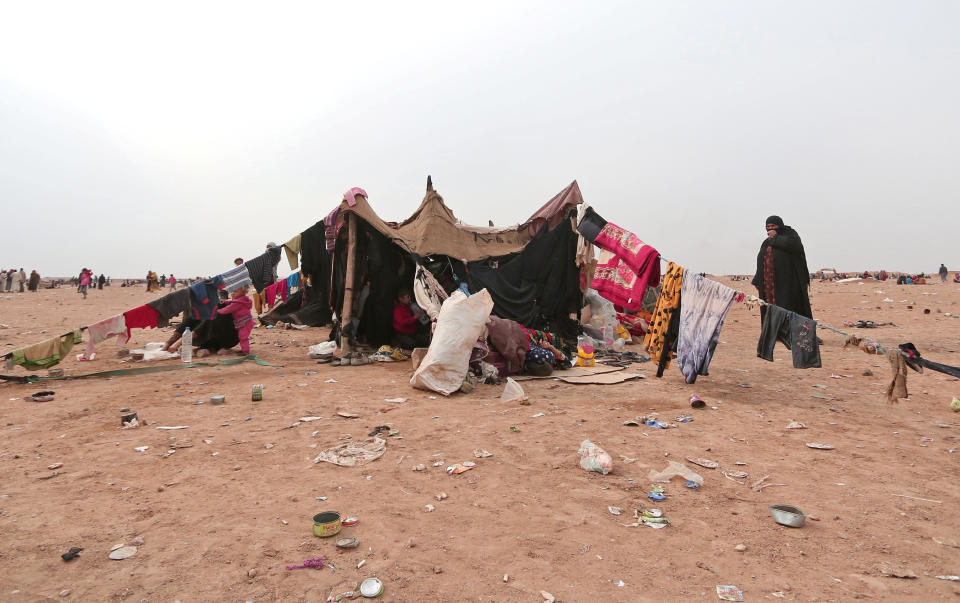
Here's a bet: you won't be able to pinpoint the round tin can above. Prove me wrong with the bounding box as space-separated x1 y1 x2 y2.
313 511 341 537
251 384 263 401
120 410 138 426
210 395 226 405
359 577 384 598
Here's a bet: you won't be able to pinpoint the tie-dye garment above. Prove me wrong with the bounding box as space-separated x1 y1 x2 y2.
676 272 736 384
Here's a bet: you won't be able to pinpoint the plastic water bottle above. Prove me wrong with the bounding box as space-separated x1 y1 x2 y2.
180 327 192 363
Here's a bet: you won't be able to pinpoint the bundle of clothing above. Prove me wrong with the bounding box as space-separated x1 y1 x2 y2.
480 316 574 379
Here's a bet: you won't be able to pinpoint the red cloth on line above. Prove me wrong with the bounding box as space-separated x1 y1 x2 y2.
264 280 288 307
592 255 649 312
123 305 160 339
592 222 660 292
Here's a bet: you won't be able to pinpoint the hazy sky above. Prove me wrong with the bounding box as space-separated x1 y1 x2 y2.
1 1 957 279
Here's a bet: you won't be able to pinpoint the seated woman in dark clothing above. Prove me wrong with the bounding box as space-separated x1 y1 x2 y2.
162 296 240 357
393 290 430 351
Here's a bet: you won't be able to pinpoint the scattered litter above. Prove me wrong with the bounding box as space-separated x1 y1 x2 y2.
751 475 787 492
608 506 622 515
648 460 703 486
27 391 55 402
412 464 426 471
385 397 407 403
61 547 83 561
47 463 63 470
424 504 436 512
134 446 149 452
313 437 386 467
623 419 641 426
891 493 942 504
155 426 189 430
299 416 323 422
435 492 448 501
878 563 917 579
325 379 338 384
690 394 706 408
716 584 744 601
531 412 545 418
675 415 693 423
686 457 718 469
936 575 960 581
336 537 360 549
578 440 613 474
446 462 476 475
286 557 324 570
725 470 749 479
769 504 806 527
805 442 835 450
541 591 555 603
618 455 637 463
336 411 359 419
500 378 528 403
108 546 138 560
473 449 493 458
786 420 807 430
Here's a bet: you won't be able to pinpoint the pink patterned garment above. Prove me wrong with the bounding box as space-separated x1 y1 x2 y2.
592 223 661 292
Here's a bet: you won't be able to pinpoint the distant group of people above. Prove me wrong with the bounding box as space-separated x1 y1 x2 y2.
0 268 41 293
812 265 954 285
75 268 108 299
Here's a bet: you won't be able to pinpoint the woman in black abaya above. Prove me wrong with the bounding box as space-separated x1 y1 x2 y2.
751 215 812 319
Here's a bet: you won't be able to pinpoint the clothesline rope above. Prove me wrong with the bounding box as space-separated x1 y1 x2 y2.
654 253 890 355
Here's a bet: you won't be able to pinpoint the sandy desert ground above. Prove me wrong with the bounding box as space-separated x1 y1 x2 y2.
1 278 959 602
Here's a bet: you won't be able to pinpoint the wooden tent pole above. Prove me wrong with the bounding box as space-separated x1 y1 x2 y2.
340 211 358 351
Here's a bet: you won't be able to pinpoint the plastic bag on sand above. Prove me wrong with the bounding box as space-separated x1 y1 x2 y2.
500 377 526 403
313 437 386 467
578 439 613 474
410 290 494 395
648 460 703 486
309 341 337 356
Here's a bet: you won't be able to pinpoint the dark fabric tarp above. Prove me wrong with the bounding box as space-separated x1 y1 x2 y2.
467 209 581 330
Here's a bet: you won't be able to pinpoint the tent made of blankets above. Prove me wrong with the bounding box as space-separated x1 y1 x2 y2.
264 177 587 349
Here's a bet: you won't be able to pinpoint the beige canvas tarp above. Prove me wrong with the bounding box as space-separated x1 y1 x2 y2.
335 180 583 262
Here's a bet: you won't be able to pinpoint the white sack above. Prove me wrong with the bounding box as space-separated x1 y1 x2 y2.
410 289 493 395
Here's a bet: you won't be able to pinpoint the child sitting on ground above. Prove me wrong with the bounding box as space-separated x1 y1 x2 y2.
217 286 254 354
393 289 429 351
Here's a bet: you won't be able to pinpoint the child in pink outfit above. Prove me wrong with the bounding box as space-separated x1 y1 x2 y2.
217 287 254 354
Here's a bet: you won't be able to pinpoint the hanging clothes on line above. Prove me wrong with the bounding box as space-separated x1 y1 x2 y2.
644 262 684 376
283 234 301 270
676 272 737 384
244 246 282 293
756 303 822 369
147 288 191 328
189 276 224 320
85 314 128 358
8 330 83 370
578 207 661 310
219 264 252 293
123 305 161 340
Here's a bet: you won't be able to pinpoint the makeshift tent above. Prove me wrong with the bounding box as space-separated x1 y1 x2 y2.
263 178 586 350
